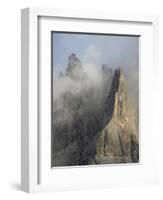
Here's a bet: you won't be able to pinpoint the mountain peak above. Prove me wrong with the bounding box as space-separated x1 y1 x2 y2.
106 68 127 118
112 68 127 117
66 53 82 78
95 68 138 163
68 53 78 60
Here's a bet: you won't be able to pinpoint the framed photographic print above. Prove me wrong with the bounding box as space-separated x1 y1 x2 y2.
51 32 140 167
21 8 159 193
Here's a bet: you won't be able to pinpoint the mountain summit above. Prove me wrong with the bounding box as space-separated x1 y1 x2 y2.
95 68 139 163
66 53 83 78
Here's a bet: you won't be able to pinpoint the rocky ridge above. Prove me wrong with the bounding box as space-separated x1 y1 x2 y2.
52 53 139 166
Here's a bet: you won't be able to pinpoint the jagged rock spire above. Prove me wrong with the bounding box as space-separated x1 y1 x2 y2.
112 69 128 117
95 68 139 164
66 53 82 78
52 53 139 166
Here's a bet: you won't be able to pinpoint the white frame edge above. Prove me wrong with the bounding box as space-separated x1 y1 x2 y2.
21 8 38 192
21 7 159 193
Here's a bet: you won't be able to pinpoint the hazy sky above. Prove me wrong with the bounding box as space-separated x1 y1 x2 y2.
52 32 139 76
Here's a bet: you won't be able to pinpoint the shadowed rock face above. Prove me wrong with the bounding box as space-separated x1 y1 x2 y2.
52 54 139 167
66 53 83 79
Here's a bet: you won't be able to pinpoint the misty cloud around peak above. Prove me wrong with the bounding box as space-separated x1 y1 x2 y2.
53 53 138 118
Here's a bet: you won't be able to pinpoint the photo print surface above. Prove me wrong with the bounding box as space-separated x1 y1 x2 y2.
51 32 139 167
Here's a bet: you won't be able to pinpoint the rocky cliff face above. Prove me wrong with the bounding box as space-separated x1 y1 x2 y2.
95 69 139 164
52 54 139 167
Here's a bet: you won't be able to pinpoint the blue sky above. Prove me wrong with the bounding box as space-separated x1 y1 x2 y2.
52 32 139 76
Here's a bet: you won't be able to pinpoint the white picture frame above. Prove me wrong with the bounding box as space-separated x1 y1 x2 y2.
21 7 159 193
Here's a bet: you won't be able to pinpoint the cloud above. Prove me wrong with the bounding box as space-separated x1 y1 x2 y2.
82 45 101 64
52 55 107 117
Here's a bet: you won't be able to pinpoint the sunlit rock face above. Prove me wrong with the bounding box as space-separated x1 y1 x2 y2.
95 69 139 164
52 54 139 167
